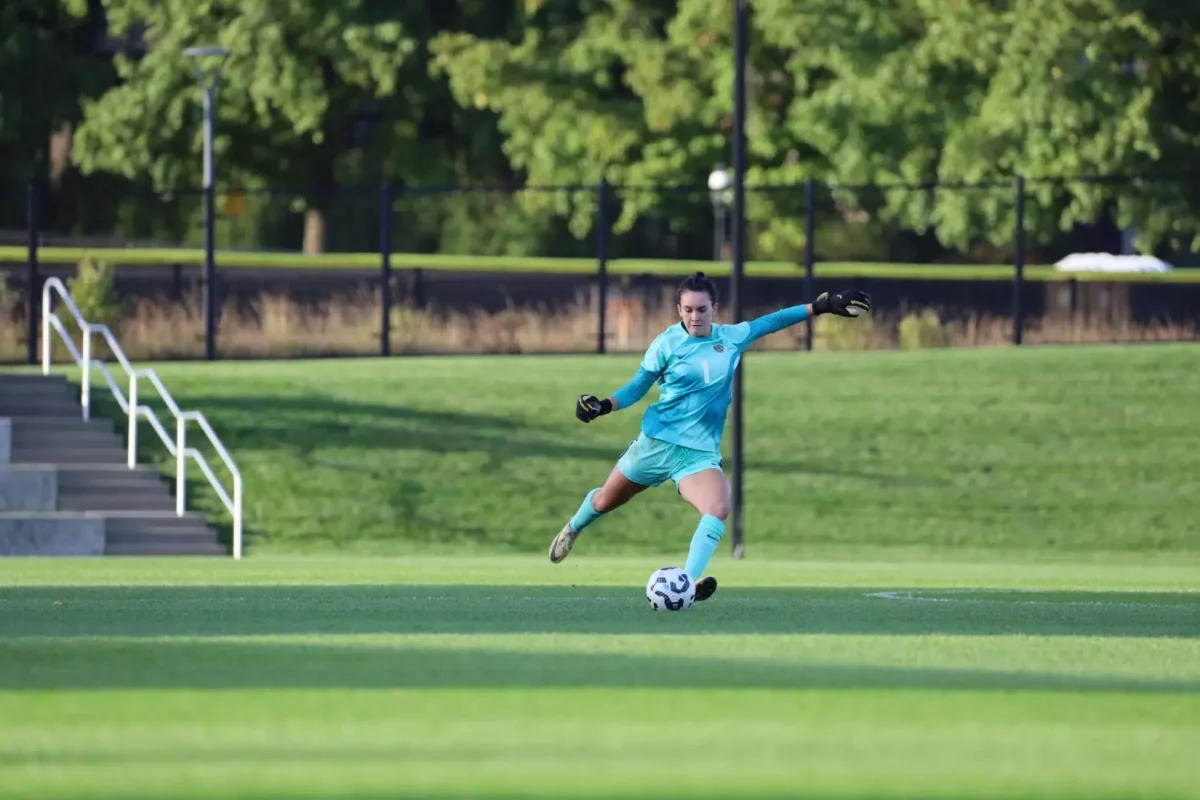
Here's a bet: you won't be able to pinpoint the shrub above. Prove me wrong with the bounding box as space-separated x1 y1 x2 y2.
898 308 950 349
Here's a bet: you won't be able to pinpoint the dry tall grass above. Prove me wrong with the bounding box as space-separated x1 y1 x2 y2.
3 291 1195 362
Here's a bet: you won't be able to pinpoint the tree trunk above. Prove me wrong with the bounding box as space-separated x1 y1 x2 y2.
302 206 327 254
302 147 335 253
49 122 73 189
48 121 77 233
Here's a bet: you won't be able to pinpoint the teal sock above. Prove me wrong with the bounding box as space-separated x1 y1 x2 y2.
684 515 725 578
568 489 604 532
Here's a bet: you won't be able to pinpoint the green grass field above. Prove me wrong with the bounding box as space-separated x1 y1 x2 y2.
82 343 1200 557
6 343 1199 796
1 556 1198 799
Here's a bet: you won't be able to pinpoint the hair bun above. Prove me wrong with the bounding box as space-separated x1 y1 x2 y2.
692 271 705 278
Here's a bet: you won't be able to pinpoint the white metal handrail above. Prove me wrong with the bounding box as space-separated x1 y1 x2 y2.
41 277 243 558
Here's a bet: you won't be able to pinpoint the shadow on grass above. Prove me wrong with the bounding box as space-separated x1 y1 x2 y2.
2 636 1196 693
118 391 930 486
2 585 1196 640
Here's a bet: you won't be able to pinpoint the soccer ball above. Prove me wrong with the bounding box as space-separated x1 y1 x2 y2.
645 566 695 611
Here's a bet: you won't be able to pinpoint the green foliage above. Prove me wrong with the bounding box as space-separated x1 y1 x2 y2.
432 0 1200 254
5 1 1193 258
67 257 126 328
73 0 414 188
0 0 109 183
898 308 951 349
71 0 422 252
70 1 524 252
813 312 880 351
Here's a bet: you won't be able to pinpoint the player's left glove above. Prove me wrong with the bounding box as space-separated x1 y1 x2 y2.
812 289 872 318
576 394 613 423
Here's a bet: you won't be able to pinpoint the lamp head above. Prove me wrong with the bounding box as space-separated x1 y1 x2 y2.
184 46 229 59
184 46 230 82
707 164 732 193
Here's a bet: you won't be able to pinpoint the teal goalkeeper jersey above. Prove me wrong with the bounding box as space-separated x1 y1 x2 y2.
610 305 810 453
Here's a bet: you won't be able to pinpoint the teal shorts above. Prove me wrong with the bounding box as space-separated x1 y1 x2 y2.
616 433 724 488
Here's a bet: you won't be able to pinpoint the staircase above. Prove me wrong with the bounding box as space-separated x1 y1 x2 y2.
0 374 227 556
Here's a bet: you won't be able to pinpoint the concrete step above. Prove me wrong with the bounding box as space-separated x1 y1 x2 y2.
107 528 220 545
0 377 74 392
0 377 228 557
0 512 106 556
0 373 69 387
105 542 229 556
12 430 125 448
103 516 221 552
10 417 115 433
0 395 80 405
11 448 126 464
108 528 220 545
0 465 57 512
0 404 84 418
59 493 177 512
0 381 75 396
56 463 161 475
57 466 168 491
103 511 213 532
0 384 76 395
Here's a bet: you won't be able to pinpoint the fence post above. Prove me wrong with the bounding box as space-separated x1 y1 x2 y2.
1013 174 1025 345
25 182 39 365
596 177 610 354
803 177 816 351
203 186 218 361
380 180 392 356
201 82 218 361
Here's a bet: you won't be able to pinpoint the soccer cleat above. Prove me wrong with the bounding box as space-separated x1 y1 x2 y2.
548 524 579 563
694 576 718 602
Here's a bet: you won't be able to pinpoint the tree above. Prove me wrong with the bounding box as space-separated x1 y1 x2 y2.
770 0 1200 254
72 0 418 252
433 0 1200 257
0 0 114 225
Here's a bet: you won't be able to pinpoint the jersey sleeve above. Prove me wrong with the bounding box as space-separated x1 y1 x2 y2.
727 304 810 349
639 333 670 375
611 334 670 410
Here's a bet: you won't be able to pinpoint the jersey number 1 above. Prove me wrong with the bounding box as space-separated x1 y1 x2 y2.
702 360 714 384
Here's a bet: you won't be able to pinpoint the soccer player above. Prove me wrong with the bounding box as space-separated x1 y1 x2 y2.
549 271 872 602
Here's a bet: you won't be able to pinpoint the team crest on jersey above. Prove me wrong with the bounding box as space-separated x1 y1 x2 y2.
713 344 725 352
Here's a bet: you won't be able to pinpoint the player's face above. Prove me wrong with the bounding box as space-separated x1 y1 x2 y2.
677 290 716 337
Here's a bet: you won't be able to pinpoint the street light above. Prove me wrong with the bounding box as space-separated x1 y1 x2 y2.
184 45 229 361
708 164 732 262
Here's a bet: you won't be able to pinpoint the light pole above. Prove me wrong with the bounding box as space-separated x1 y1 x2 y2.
729 0 748 559
184 45 229 361
708 164 732 262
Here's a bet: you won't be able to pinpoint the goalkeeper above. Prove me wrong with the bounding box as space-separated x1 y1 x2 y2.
550 271 871 603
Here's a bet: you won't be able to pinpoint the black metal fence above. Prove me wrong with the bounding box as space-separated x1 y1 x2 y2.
2 174 1197 364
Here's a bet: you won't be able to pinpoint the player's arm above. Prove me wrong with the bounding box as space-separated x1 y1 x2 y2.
576 367 658 423
739 289 872 345
575 339 667 423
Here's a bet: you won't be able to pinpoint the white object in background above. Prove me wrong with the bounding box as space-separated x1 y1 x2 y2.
1054 253 1174 273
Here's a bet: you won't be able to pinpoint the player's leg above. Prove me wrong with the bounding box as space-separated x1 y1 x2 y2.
549 463 651 563
676 467 730 601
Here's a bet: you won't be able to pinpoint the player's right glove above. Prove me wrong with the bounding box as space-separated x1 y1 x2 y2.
576 394 612 423
812 289 872 318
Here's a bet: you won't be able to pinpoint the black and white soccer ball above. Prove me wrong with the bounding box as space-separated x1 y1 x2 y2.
645 566 696 611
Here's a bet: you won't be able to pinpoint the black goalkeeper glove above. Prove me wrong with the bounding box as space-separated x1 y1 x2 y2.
812 288 872 318
576 394 613 423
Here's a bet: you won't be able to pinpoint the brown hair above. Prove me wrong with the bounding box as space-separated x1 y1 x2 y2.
676 271 718 305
